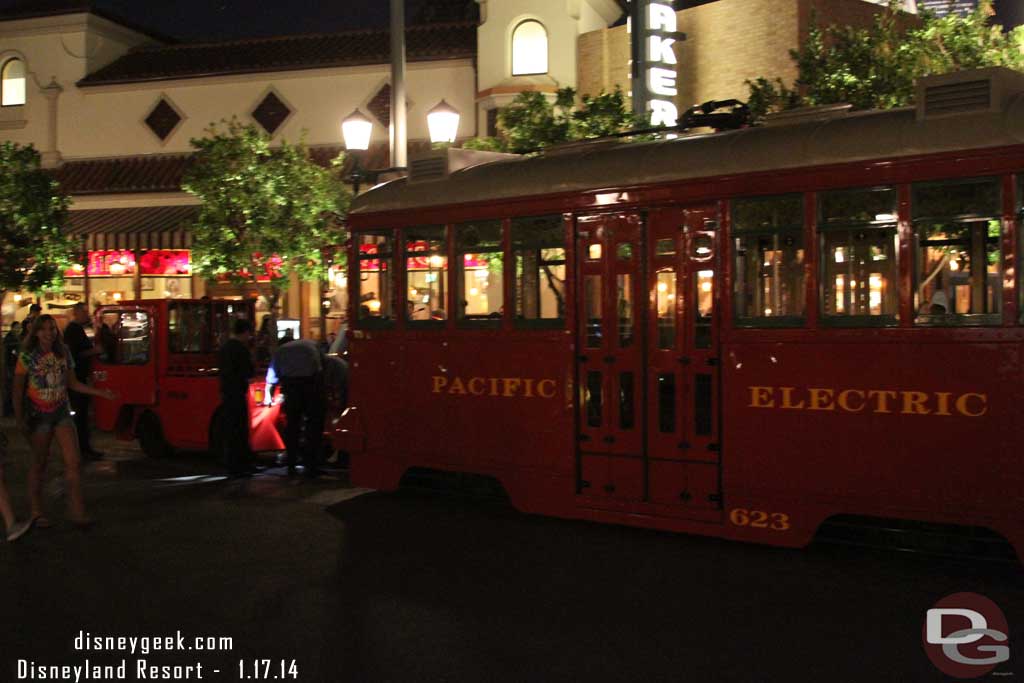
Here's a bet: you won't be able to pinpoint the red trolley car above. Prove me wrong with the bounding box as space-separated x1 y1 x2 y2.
335 68 1024 560
91 298 283 457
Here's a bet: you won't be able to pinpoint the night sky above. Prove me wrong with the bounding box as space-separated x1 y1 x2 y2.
0 0 471 41
0 0 1018 42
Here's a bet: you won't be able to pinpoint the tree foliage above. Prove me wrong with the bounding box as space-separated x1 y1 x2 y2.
182 120 350 305
746 0 1024 119
0 142 73 304
465 86 645 154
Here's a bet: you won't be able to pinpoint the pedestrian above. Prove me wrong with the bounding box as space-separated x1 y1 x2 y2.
0 430 32 542
19 303 41 340
321 351 348 468
63 303 104 460
217 318 256 479
13 314 115 527
264 336 324 478
2 321 21 417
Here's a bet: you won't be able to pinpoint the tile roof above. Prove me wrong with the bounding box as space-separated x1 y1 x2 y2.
52 140 434 195
54 154 194 195
78 21 477 87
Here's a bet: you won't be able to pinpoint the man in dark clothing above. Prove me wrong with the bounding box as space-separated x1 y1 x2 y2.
265 337 324 478
64 303 103 459
19 303 41 340
218 319 255 478
2 321 21 417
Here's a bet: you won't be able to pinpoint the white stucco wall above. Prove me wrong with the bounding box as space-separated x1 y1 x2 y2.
63 59 477 159
1 13 476 161
476 0 620 94
0 13 152 155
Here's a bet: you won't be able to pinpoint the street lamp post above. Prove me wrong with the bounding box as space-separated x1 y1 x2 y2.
340 108 373 194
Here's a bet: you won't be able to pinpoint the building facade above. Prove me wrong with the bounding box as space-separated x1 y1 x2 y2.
0 0 927 335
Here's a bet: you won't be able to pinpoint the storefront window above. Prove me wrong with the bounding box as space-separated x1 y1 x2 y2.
914 177 1002 324
732 195 805 326
819 187 898 325
455 220 503 326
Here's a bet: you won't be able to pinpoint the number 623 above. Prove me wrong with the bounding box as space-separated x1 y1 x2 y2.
729 508 791 531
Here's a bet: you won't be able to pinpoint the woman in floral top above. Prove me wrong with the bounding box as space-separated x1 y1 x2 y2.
13 315 114 527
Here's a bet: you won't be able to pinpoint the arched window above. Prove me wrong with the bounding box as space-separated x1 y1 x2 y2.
511 20 548 76
1 58 26 106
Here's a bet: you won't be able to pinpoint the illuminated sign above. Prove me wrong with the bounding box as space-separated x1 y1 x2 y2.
630 0 684 128
65 249 192 277
644 2 680 127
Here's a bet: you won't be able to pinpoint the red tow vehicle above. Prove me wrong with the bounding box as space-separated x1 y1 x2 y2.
90 298 284 457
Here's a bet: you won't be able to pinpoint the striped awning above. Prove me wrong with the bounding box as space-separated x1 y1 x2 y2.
68 205 198 251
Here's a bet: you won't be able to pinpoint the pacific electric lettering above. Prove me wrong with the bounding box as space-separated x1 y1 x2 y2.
748 386 988 417
646 3 679 127
432 376 556 399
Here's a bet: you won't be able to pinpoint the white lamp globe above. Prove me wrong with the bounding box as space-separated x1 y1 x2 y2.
427 100 460 144
341 109 373 151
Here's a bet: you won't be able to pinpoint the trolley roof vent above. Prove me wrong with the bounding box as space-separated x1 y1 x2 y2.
762 103 852 127
917 67 1024 120
407 147 520 184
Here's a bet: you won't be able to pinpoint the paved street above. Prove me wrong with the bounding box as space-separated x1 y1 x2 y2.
1 418 1022 682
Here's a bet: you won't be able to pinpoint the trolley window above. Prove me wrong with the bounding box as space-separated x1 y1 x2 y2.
455 220 504 327
405 225 448 326
913 177 1001 325
818 187 898 326
512 214 566 329
356 232 395 328
732 194 805 326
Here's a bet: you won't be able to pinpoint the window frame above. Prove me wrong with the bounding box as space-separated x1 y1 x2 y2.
354 230 398 330
403 224 449 330
454 219 505 330
511 19 549 77
1 57 26 108
731 194 807 329
114 310 152 365
817 186 900 328
511 214 567 330
912 176 1003 327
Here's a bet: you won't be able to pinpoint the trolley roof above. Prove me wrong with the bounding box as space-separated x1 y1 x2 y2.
350 87 1024 217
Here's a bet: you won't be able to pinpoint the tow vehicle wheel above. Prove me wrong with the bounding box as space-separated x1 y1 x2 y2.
137 412 173 459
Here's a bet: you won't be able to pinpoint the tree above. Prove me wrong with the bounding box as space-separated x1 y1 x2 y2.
464 86 646 154
182 120 350 331
0 141 73 311
746 0 1024 120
